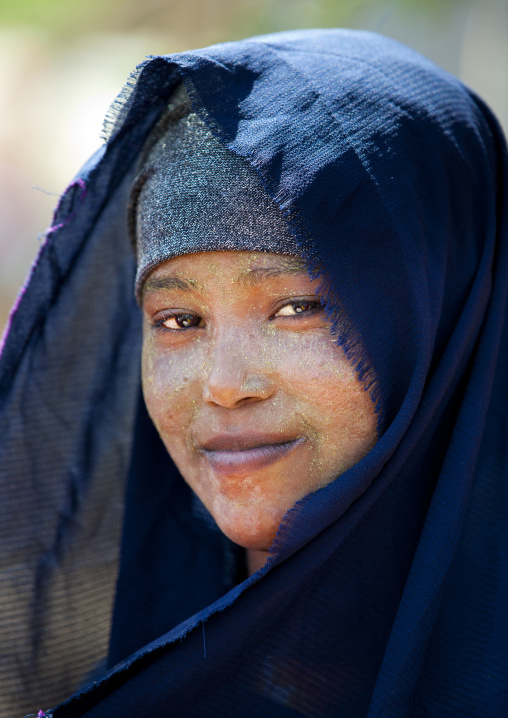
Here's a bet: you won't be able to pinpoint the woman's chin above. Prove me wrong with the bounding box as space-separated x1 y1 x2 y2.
209 498 282 551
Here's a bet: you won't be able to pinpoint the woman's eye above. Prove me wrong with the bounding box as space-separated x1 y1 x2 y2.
274 300 320 317
159 313 202 330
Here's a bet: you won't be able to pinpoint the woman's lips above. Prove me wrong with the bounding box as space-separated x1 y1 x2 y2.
199 435 305 474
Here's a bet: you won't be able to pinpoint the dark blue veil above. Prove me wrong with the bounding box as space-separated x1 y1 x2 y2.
0 29 507 717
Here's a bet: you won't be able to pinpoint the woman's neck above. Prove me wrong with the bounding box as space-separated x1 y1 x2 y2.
247 549 268 575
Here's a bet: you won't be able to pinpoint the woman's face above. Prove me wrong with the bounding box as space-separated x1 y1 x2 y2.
141 251 377 551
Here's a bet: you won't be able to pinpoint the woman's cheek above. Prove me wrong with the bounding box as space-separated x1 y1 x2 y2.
273 335 377 475
271 331 356 393
141 339 204 437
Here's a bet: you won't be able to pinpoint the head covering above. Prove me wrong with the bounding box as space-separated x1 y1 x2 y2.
0 29 507 718
131 83 307 300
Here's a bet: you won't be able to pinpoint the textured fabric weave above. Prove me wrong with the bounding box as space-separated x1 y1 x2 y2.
132 84 306 299
0 29 507 718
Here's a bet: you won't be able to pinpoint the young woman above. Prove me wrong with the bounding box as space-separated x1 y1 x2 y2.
1 29 507 718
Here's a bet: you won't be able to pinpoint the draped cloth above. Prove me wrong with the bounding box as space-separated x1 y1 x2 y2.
0 29 507 717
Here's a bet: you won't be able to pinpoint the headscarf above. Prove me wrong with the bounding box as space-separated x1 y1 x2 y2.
0 29 507 718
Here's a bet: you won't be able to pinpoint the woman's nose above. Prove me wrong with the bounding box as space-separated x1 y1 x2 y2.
203 331 274 409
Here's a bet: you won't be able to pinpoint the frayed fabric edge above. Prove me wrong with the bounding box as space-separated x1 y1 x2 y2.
101 60 150 143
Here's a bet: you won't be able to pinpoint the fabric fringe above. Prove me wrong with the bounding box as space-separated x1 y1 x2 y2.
310 266 383 425
101 59 151 143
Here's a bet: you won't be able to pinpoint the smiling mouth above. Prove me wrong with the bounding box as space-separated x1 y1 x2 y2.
200 437 305 474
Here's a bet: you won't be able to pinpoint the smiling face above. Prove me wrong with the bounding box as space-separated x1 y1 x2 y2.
141 251 377 555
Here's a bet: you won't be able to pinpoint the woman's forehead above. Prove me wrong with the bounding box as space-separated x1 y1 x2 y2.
142 251 311 299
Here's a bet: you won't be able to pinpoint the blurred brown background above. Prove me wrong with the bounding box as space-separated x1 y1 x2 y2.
1 0 507 334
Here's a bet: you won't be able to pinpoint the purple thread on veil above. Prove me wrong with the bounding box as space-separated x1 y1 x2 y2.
46 178 87 237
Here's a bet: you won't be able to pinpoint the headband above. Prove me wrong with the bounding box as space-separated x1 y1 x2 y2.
130 84 307 301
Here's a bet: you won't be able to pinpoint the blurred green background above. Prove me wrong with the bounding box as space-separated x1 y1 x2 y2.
1 0 507 331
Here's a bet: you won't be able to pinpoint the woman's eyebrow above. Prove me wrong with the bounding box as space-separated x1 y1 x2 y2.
239 263 308 285
142 275 197 300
